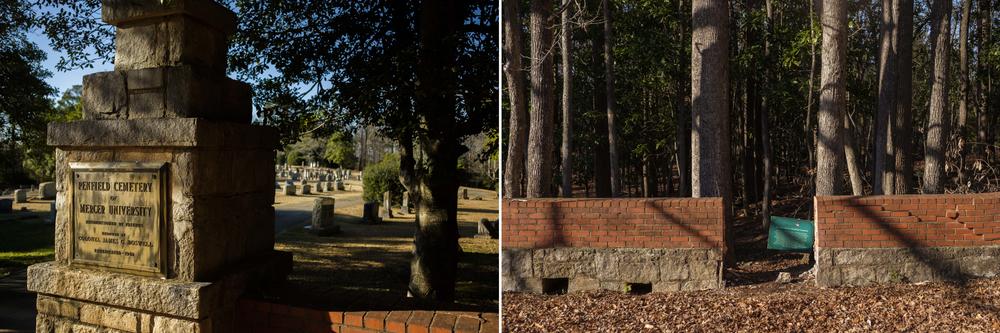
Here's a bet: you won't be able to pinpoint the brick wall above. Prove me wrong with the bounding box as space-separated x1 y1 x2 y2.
502 198 726 249
502 198 727 293
814 194 1000 286
235 298 499 333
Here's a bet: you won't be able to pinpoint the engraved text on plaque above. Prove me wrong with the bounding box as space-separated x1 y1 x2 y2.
70 162 166 275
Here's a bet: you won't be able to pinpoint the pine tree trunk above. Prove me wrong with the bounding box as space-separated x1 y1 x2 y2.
924 0 951 193
893 0 914 194
844 111 865 195
560 0 574 197
603 0 621 196
760 0 772 228
691 0 731 203
959 0 971 130
526 0 556 198
503 0 529 198
817 0 847 196
591 17 612 197
676 0 692 198
875 0 910 195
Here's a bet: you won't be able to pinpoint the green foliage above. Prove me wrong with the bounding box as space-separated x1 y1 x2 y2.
284 135 326 166
324 132 357 169
285 150 303 166
362 154 403 203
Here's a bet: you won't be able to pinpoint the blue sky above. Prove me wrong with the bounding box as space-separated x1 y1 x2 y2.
28 31 114 95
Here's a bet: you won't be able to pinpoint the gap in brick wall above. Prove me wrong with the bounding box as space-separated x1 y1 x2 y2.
626 283 652 295
542 278 568 295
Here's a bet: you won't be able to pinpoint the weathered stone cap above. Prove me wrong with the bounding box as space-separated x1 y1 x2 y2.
82 66 251 123
47 118 279 149
102 0 236 35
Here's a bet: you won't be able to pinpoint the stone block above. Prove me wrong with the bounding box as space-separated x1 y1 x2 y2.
363 202 381 224
300 184 311 195
381 191 393 219
567 277 600 293
39 182 56 199
653 281 683 292
82 67 250 122
311 197 336 231
13 189 27 203
501 249 533 277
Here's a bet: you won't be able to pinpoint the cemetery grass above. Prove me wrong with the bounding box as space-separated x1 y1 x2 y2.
0 216 54 279
270 191 498 312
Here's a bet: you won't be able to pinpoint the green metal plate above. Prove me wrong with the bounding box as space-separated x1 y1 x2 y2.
767 216 814 252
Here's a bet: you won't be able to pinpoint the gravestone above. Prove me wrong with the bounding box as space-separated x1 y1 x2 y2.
476 218 499 239
301 184 312 195
401 191 410 214
13 189 28 203
315 181 325 192
461 188 468 200
0 199 11 214
311 197 339 236
27 1 291 332
362 202 381 224
335 180 345 191
326 181 334 191
381 191 393 219
283 184 297 196
39 182 56 199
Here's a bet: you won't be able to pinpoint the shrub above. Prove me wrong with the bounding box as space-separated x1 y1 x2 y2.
363 154 404 203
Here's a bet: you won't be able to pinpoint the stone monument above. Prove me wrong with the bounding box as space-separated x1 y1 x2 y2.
401 191 410 214
14 189 28 203
39 182 56 200
311 197 339 236
381 191 393 219
28 1 291 332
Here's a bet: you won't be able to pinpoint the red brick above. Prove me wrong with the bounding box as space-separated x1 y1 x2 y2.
385 311 411 333
430 313 458 333
364 311 389 330
344 311 366 327
453 316 481 333
407 311 435 333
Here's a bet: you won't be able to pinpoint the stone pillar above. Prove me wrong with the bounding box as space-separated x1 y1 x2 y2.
28 1 291 332
381 191 393 219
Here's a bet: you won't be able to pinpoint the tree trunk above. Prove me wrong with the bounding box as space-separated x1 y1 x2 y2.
503 0 529 198
409 0 463 302
817 0 847 196
924 0 951 193
875 0 911 195
560 0 574 197
676 0 692 198
976 0 991 147
760 0 772 228
591 16 612 197
959 0 971 130
603 0 621 197
526 0 556 198
691 0 731 204
844 111 865 195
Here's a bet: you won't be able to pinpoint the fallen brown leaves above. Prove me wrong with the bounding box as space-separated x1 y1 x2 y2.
503 278 1000 332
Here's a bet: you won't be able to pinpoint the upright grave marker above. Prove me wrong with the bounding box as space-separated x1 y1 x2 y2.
28 1 291 331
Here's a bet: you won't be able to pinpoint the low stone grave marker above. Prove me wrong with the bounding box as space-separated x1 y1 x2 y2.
402 191 410 213
311 197 339 236
363 202 381 224
13 189 27 203
461 188 468 200
283 184 297 196
476 218 498 239
301 184 312 195
39 182 56 199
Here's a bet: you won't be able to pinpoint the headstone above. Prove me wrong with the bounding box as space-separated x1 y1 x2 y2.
0 199 11 214
301 184 312 195
27 2 291 331
336 180 345 191
315 181 325 192
461 188 468 200
327 181 335 191
401 191 410 214
363 202 381 224
39 182 56 199
283 184 297 196
475 218 499 239
13 189 27 203
311 197 339 236
381 191 393 219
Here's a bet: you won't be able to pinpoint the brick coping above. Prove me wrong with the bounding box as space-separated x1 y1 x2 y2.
236 298 498 333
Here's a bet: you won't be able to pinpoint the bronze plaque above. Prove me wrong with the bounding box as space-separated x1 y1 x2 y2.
70 162 166 276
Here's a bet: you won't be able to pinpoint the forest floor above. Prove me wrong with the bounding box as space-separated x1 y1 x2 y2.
503 194 1000 332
